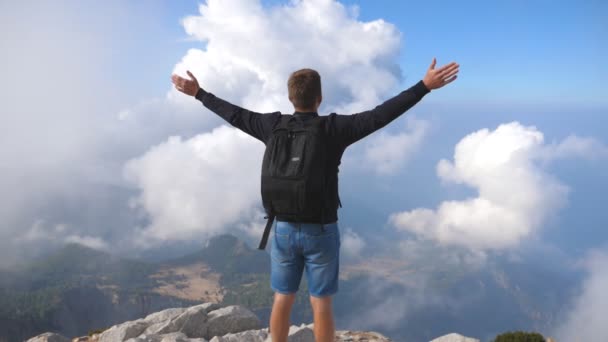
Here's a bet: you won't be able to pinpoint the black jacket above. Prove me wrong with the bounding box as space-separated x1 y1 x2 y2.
195 80 430 223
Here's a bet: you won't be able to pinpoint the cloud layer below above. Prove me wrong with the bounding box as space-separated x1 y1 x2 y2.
123 126 264 246
555 248 608 342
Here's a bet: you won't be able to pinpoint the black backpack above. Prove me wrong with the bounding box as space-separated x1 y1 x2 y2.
257 115 329 250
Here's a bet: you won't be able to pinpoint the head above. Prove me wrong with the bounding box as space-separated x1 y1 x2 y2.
287 68 322 112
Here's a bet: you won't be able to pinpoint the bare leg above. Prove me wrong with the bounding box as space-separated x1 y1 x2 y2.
270 292 296 342
309 295 335 342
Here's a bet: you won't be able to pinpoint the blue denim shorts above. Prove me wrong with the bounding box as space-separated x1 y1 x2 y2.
270 220 341 297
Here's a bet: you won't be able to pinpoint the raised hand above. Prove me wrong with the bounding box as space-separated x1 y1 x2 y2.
171 70 200 97
423 58 459 90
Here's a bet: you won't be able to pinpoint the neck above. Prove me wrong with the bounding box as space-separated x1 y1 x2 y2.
294 108 317 113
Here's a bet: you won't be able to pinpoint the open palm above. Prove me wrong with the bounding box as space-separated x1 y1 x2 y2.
423 58 459 90
171 70 199 97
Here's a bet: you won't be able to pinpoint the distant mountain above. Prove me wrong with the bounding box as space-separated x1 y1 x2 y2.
4 242 156 291
1 235 577 342
166 234 269 275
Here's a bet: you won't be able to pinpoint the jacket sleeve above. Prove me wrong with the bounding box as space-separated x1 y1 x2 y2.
195 88 282 144
331 80 430 147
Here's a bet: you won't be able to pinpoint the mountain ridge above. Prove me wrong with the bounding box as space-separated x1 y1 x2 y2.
2 234 573 341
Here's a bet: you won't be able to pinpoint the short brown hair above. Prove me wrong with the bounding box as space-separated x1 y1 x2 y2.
287 69 322 109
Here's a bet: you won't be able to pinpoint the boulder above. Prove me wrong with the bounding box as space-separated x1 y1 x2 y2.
335 330 392 341
205 305 261 339
209 329 268 342
26 332 70 342
145 303 218 337
286 324 314 342
28 302 475 342
143 308 187 325
126 332 209 342
430 333 480 342
99 320 149 342
158 332 193 342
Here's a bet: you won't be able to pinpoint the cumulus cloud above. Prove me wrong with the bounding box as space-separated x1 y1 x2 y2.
341 227 366 258
362 116 429 174
390 122 606 251
122 0 419 248
123 126 265 246
555 248 608 342
171 0 404 114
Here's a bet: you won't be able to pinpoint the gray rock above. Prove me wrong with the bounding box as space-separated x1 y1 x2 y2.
144 308 187 325
125 331 208 342
146 304 212 337
335 330 392 341
99 319 149 342
144 322 167 336
286 324 314 342
430 333 480 342
26 332 70 342
206 305 261 339
196 302 222 314
159 332 192 342
25 302 409 342
125 334 162 342
209 329 268 342
260 324 392 342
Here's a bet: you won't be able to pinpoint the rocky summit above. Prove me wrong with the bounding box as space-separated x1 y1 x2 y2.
26 302 395 342
429 333 480 342
26 302 481 342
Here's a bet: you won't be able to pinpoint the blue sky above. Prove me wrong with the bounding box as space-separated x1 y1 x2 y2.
136 0 608 107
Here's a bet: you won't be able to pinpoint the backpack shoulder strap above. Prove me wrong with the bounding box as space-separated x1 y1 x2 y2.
258 213 275 250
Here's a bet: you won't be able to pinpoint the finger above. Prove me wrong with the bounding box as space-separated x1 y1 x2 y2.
443 74 458 85
171 74 184 85
429 57 436 70
436 63 458 75
437 64 459 78
186 70 197 82
441 67 459 79
435 62 458 74
443 69 458 80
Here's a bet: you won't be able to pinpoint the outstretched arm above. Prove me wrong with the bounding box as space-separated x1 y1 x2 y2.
171 71 281 143
333 58 459 147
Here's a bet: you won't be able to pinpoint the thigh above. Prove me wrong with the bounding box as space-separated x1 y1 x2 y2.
270 221 304 294
302 222 340 297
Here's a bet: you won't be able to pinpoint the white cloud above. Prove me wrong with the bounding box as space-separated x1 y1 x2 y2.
64 235 109 250
123 125 265 246
122 0 417 248
555 248 608 342
235 208 268 240
390 122 606 251
541 135 608 161
341 227 366 258
362 116 429 174
0 1 190 265
171 0 404 114
17 219 109 251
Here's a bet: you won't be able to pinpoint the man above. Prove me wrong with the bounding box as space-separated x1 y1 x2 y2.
172 58 459 342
